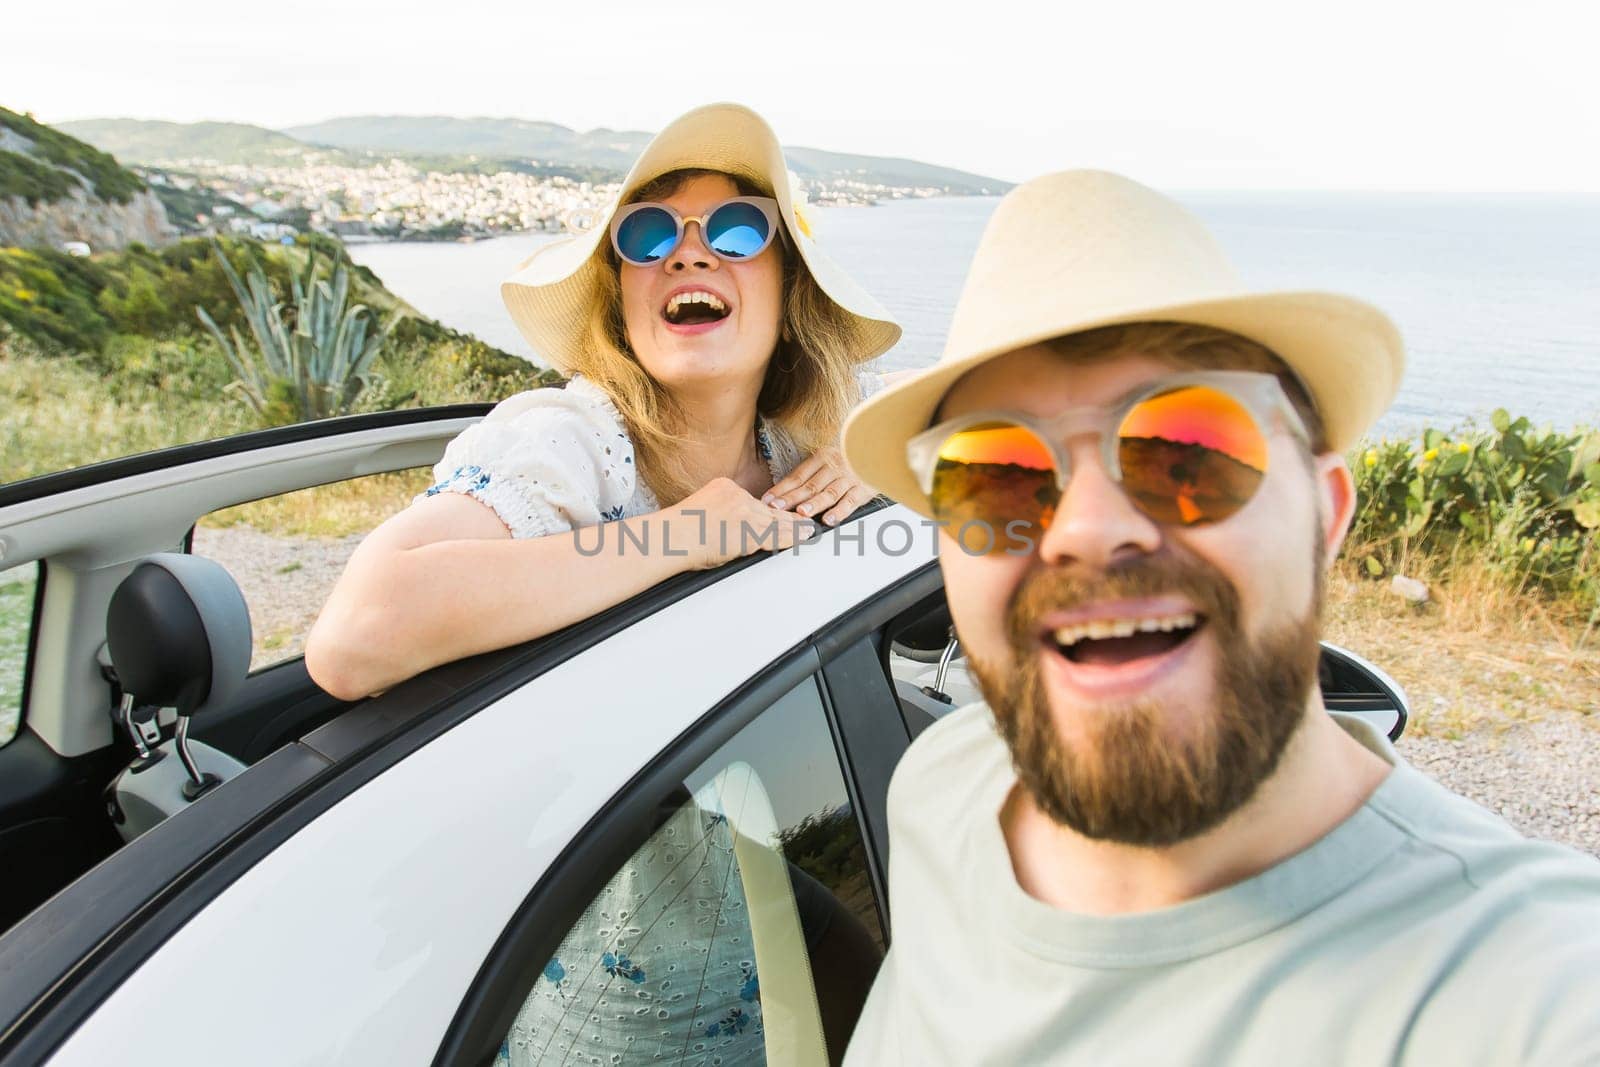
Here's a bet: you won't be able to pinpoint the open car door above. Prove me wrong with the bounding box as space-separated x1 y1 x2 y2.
0 404 488 939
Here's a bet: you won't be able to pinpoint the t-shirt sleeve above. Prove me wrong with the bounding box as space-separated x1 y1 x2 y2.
414 384 637 539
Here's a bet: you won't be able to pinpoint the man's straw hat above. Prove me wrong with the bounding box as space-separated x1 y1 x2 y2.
501 102 900 372
843 169 1405 519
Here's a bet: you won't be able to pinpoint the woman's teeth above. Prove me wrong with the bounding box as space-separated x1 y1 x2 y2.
1051 612 1197 649
664 291 728 323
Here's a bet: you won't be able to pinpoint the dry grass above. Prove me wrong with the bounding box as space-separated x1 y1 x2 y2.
1 345 255 484
198 468 434 539
1324 549 1600 739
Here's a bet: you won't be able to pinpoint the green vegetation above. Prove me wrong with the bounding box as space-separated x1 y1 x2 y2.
54 118 337 167
0 563 37 746
0 238 291 352
0 231 528 360
198 243 399 424
1348 414 1600 622
1 320 554 487
143 174 250 234
1 107 145 205
0 151 79 206
1 231 560 486
777 807 869 887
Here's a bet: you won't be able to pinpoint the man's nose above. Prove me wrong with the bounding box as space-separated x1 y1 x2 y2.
1035 442 1163 569
665 220 719 273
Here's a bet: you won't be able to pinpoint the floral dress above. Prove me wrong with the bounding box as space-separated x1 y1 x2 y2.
494 799 768 1066
415 375 839 534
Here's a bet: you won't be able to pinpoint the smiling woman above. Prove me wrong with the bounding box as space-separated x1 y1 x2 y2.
304 103 901 703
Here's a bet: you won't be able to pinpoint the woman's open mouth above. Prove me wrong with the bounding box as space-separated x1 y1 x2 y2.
661 289 732 330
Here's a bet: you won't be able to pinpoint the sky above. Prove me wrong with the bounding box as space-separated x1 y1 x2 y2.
6 0 1598 192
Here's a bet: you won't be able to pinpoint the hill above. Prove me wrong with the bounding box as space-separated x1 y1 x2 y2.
1 108 172 250
56 119 345 167
781 145 1005 194
287 115 644 168
286 115 1011 193
2 108 145 205
66 114 1012 194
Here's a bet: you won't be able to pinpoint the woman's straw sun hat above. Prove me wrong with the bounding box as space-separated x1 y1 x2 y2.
842 169 1405 519
501 102 901 372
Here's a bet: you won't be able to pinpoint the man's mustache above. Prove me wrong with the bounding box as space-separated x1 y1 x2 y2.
1004 549 1242 652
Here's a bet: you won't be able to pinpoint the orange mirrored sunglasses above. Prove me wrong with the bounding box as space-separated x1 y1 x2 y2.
906 371 1309 553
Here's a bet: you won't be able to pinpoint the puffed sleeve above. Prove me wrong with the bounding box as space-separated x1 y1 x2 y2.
413 377 638 539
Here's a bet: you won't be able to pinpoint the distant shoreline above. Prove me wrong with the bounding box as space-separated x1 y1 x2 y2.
331 191 1004 247
330 190 995 247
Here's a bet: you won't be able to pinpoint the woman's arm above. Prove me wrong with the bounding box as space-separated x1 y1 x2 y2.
305 479 810 701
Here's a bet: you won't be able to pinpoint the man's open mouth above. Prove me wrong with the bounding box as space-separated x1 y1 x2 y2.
662 290 732 326
1047 612 1205 668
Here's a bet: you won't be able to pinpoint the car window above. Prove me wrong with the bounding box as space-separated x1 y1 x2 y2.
494 675 885 1066
192 468 431 672
882 591 981 741
0 561 40 747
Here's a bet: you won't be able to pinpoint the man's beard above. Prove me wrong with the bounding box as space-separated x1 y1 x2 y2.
968 548 1324 847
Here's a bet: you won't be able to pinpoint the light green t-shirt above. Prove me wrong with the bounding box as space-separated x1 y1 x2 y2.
845 705 1600 1065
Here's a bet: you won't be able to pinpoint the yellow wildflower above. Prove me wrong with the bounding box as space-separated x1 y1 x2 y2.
1363 449 1378 468
14 288 36 303
1423 448 1438 462
1457 442 1470 453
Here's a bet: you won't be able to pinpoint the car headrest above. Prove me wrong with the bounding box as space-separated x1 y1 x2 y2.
106 553 252 719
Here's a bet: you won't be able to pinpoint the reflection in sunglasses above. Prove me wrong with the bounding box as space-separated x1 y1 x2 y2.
927 385 1273 549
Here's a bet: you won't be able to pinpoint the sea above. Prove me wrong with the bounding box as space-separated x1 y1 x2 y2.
348 193 1600 439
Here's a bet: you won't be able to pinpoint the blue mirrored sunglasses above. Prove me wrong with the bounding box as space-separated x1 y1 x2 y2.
609 196 781 266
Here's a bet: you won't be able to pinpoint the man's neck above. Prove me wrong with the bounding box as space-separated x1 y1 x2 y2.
999 698 1393 915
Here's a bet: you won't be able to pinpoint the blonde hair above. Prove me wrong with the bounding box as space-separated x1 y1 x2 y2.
564 169 861 504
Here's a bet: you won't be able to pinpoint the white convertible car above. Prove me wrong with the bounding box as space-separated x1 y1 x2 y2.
0 405 1407 1066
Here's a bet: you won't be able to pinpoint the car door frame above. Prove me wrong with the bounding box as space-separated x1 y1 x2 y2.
430 558 938 1066
0 485 931 1067
0 405 501 1056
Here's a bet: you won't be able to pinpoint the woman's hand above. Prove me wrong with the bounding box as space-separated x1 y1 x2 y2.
672 477 819 570
761 445 877 526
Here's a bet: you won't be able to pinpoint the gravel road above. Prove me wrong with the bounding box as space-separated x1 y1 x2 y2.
195 525 1600 859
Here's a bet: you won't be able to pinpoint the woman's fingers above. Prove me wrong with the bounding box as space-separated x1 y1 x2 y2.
822 483 877 527
762 452 825 508
793 475 848 519
768 510 819 552
763 446 849 510
715 502 817 558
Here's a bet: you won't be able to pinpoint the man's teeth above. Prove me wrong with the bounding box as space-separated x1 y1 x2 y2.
666 291 727 314
1051 613 1196 647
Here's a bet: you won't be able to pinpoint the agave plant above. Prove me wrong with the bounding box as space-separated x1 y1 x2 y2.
196 240 400 424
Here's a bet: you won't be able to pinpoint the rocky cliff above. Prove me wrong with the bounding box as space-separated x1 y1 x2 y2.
1 107 175 251
0 186 174 250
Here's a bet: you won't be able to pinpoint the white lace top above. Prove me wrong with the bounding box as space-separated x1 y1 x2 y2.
417 372 884 537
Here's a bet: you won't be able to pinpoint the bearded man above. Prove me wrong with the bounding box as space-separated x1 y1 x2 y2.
839 171 1600 1065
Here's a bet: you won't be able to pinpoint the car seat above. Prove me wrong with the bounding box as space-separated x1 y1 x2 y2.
104 553 251 842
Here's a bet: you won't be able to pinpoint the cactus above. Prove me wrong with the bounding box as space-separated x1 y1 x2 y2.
196 240 399 424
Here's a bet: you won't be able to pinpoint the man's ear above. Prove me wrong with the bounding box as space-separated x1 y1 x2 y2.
1313 452 1358 569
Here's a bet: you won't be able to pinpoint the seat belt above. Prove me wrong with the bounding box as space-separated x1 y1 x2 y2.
706 762 829 1067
